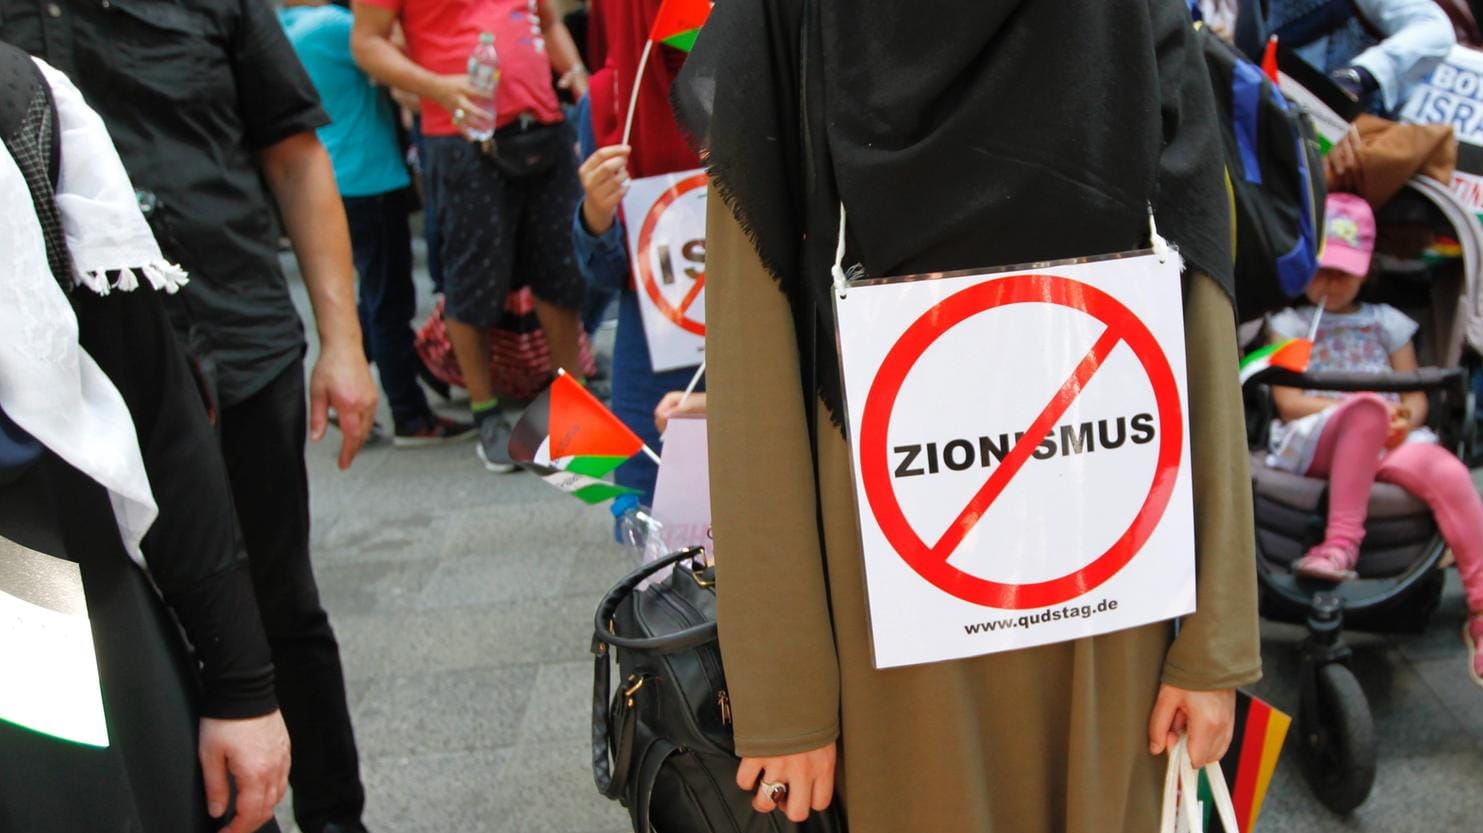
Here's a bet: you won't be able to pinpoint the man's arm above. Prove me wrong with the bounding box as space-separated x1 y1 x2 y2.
539 0 589 99
256 131 377 470
349 2 489 131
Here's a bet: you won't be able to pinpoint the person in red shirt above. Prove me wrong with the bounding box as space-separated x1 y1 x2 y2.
351 0 590 471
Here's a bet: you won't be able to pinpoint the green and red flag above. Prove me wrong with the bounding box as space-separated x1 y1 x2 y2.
1199 691 1292 832
1239 337 1313 385
649 0 712 52
508 373 647 504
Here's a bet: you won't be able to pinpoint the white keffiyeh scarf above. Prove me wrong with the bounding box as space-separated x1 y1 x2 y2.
0 58 191 564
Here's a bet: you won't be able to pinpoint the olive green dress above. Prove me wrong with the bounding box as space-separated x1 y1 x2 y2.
705 193 1263 833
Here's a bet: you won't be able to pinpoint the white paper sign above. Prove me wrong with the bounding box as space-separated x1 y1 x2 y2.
652 415 712 553
1400 45 1483 221
834 252 1196 668
622 169 708 372
0 537 108 747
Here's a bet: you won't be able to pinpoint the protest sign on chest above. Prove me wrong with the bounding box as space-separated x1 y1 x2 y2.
621 169 707 372
834 251 1196 668
1401 45 1483 222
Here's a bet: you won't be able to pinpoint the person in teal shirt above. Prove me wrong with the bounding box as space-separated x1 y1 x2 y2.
280 0 471 444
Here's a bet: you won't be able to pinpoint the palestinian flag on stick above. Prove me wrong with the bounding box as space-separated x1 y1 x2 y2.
1239 338 1313 385
508 373 646 504
649 0 712 52
1198 691 1292 832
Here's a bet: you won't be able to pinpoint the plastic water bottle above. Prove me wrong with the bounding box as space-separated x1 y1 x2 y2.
614 495 669 564
464 32 499 141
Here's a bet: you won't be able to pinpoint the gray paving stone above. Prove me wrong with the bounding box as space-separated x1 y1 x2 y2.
416 551 575 609
314 558 438 617
486 741 631 833
353 667 535 759
360 748 512 833
518 661 597 745
372 594 598 675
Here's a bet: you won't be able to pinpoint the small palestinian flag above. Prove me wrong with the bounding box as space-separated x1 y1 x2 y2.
508 373 646 504
649 0 712 52
1239 338 1313 386
1199 691 1292 832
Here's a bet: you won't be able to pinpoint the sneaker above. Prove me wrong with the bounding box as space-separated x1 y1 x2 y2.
1294 542 1359 582
393 414 476 447
474 413 517 473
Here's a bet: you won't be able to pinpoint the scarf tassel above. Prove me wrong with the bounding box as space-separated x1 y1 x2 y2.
71 262 189 296
141 261 188 294
75 268 111 295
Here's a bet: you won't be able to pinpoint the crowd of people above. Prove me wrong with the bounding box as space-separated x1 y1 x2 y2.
2 1 1483 832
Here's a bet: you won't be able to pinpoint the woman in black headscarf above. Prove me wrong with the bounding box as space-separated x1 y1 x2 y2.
680 2 1262 830
0 46 289 833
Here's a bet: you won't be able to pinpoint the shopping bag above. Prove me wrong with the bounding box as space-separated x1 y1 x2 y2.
414 291 598 402
1160 734 1241 833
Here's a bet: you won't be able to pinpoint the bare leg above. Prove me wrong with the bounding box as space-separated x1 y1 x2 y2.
446 318 495 405
533 298 586 383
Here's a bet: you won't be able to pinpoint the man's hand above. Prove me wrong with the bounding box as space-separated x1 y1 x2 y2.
737 743 836 823
1148 684 1236 768
310 343 378 470
199 711 291 833
558 64 590 99
579 145 632 235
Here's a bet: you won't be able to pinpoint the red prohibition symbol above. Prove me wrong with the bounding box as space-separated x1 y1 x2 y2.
635 172 709 336
858 273 1184 610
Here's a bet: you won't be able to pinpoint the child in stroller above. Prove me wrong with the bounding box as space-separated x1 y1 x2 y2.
1265 192 1483 686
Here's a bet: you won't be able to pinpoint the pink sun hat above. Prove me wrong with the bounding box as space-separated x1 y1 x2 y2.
1318 193 1376 278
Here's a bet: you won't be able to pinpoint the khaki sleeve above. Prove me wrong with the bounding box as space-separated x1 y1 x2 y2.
705 190 842 756
1161 270 1264 690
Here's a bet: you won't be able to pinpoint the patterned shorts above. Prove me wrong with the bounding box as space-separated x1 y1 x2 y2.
422 126 585 329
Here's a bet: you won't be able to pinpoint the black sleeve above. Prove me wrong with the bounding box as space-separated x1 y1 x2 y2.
70 286 278 720
230 0 328 149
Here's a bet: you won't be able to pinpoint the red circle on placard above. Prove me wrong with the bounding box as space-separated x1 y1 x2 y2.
635 172 709 336
857 273 1183 610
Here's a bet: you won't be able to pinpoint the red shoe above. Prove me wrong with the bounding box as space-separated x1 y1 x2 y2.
1294 542 1359 582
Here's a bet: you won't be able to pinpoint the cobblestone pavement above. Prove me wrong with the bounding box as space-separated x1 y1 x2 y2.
278 249 1481 832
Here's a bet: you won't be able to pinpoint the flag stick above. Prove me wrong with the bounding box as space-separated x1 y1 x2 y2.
1307 299 1325 342
641 444 662 465
620 39 655 147
677 361 705 410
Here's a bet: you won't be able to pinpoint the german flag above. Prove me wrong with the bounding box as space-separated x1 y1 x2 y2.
507 373 645 504
1199 690 1291 832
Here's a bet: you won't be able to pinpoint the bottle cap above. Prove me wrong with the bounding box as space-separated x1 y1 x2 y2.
480 32 495 43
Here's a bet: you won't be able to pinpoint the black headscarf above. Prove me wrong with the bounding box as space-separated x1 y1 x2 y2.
675 0 1233 429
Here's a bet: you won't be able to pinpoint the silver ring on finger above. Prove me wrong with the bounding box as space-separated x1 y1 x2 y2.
758 780 788 805
453 107 466 124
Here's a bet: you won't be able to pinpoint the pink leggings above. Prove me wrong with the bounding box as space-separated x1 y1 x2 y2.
1306 394 1483 612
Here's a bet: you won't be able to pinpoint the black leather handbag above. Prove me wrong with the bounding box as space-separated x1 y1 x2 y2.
591 548 844 833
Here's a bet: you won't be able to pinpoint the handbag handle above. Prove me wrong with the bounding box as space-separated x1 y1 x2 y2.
592 546 718 653
591 546 717 798
1159 734 1241 833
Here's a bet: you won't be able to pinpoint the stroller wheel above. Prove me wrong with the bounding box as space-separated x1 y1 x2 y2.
1297 662 1377 815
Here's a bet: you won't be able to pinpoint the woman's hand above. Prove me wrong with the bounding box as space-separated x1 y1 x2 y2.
654 391 707 433
1148 684 1235 768
198 711 291 833
430 75 493 139
579 145 632 235
1325 128 1364 193
737 742 837 823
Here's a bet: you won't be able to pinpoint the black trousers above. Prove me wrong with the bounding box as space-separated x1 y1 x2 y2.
219 362 364 833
